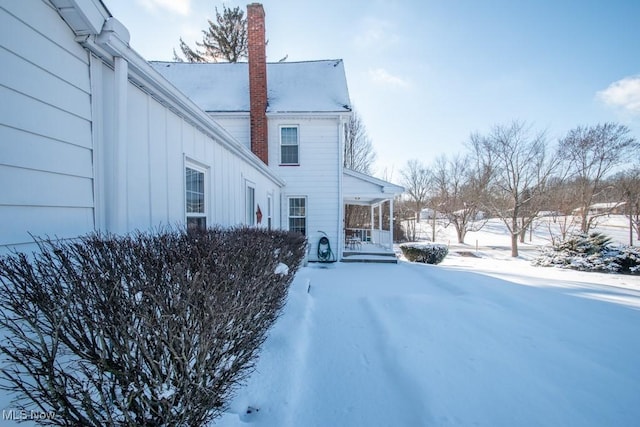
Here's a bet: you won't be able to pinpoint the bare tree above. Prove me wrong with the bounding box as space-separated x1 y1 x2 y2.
431 154 488 244
542 177 581 244
471 121 559 257
401 159 431 225
394 197 417 242
343 110 377 230
612 168 640 245
174 5 248 63
344 110 376 174
557 123 638 232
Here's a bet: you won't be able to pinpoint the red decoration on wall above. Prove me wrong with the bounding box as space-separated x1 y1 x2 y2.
256 205 263 224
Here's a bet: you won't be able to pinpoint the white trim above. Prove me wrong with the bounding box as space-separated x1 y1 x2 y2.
113 55 128 233
245 179 256 226
343 169 404 194
267 193 273 230
89 53 105 230
267 112 352 120
337 118 346 259
50 0 108 35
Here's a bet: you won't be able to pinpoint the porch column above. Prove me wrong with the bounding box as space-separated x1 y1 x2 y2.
389 198 394 246
370 205 374 243
378 203 382 233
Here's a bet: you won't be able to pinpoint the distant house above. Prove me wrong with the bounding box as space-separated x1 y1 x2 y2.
0 0 402 261
573 202 626 216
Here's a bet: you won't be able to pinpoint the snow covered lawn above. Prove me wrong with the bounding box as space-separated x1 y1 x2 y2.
219 254 640 427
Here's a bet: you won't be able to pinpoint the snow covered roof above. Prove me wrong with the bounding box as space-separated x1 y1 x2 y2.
343 169 404 205
150 60 352 114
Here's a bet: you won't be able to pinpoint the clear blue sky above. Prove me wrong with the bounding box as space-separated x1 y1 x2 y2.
107 0 640 181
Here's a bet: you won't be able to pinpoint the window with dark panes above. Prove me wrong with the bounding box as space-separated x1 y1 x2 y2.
280 126 299 165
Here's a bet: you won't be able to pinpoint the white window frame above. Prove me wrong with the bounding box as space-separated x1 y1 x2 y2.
185 161 209 231
267 194 273 230
246 181 256 226
280 125 300 165
288 196 307 236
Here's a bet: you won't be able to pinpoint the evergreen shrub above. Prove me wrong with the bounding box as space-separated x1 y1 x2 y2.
400 242 449 264
533 232 640 274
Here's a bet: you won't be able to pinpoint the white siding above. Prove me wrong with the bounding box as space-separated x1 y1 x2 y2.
1 2 356 264
0 0 94 251
1 0 283 253
269 116 342 261
210 115 251 150
94 70 281 232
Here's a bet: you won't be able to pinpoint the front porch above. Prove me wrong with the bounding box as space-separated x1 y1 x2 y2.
342 169 404 263
342 240 398 263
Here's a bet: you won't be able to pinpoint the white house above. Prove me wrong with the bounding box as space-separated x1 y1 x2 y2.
0 0 402 261
151 4 403 261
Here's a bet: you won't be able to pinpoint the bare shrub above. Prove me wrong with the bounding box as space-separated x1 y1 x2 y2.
0 227 306 426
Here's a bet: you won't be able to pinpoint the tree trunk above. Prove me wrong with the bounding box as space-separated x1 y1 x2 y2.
431 213 436 242
511 233 519 257
581 214 588 233
454 223 467 243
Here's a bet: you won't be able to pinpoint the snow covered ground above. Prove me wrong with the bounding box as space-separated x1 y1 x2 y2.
217 217 640 427
1 217 638 426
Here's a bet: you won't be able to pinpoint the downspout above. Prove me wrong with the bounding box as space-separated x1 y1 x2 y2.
113 56 128 233
96 18 131 233
89 54 105 231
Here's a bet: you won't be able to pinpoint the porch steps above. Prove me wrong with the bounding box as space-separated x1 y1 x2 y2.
341 251 398 264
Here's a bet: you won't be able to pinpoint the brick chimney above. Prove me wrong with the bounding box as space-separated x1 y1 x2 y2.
247 3 268 165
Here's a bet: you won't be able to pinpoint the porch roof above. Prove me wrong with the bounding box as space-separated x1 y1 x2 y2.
343 169 404 205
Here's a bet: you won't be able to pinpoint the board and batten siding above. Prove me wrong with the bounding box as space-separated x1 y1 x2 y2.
94 62 281 233
209 115 251 151
1 0 283 253
269 116 343 261
0 0 94 251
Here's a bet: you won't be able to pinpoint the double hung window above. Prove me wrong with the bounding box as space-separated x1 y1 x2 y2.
280 126 299 165
288 197 306 235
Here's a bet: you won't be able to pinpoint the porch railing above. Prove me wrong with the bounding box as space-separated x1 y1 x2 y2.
372 230 392 248
345 228 371 242
345 228 392 248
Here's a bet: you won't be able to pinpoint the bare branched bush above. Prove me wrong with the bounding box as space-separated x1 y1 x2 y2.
0 227 306 426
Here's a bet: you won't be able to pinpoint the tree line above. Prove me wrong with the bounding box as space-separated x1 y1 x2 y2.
399 121 640 257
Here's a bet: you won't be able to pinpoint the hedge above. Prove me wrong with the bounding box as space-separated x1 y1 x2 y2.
0 227 306 426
